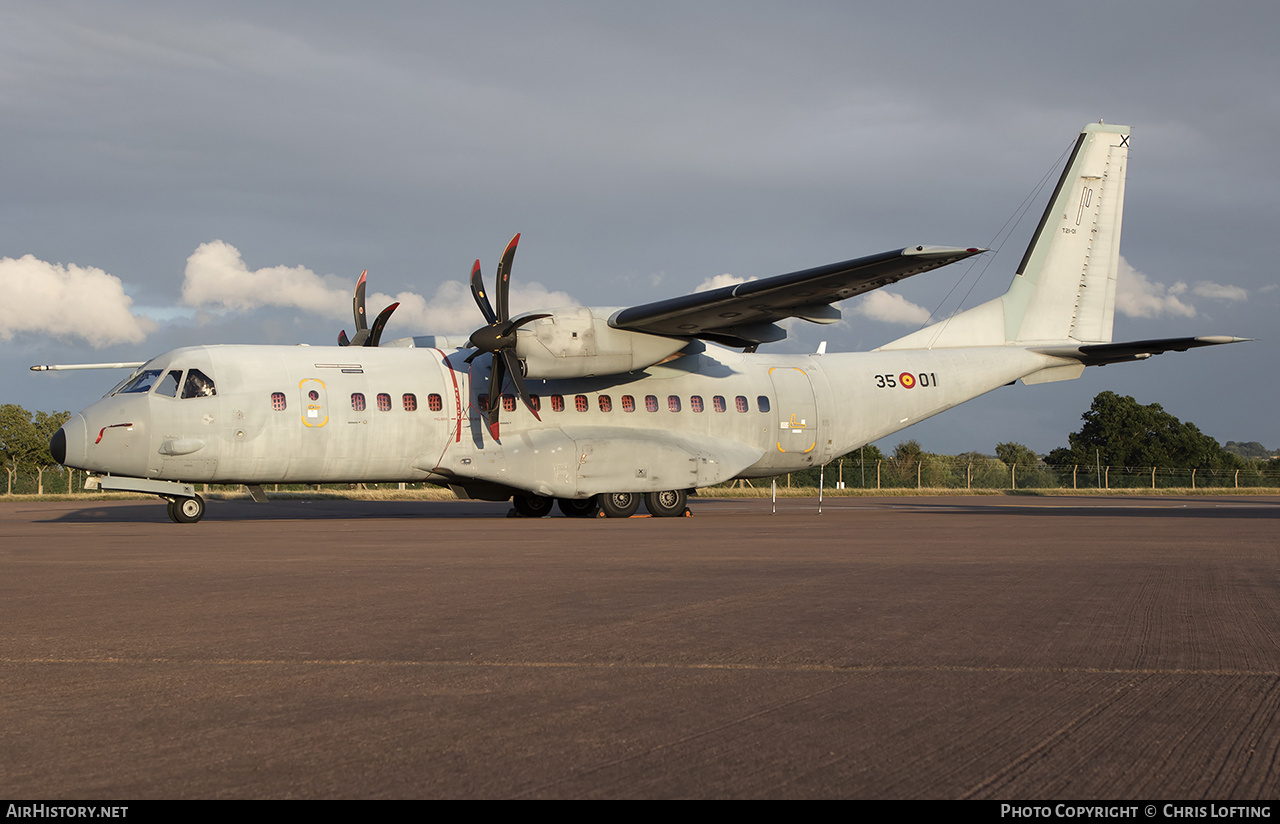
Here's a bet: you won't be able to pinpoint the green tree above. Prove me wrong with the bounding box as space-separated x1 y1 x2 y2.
1046 391 1240 470
0 405 71 471
891 439 922 468
995 442 1039 467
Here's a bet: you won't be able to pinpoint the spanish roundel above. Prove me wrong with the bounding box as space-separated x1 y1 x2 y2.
899 372 916 389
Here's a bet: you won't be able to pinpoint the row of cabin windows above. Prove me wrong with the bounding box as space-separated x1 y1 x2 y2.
271 391 770 415
478 394 771 414
270 392 443 412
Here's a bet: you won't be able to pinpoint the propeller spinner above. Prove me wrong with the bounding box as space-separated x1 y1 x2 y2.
338 270 400 348
464 233 549 439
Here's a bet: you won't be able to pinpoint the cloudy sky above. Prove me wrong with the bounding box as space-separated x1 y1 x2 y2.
3 1 1276 456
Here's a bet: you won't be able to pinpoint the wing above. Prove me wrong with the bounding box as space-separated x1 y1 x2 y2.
609 246 983 347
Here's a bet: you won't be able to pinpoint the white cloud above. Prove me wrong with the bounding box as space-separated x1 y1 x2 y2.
694 273 757 293
1192 281 1248 301
182 240 350 316
853 290 931 326
180 240 578 337
379 279 580 336
0 254 156 347
1115 256 1196 319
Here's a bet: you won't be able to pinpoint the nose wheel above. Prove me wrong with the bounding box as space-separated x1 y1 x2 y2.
166 495 206 524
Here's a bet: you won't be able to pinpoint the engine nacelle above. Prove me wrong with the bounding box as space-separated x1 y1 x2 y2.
514 307 688 379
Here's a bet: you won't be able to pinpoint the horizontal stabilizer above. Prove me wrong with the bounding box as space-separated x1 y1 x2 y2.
1035 335 1249 366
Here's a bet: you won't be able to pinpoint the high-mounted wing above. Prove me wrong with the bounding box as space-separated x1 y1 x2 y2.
609 245 983 347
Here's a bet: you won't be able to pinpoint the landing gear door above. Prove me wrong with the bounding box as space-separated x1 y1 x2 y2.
768 367 818 455
299 378 328 428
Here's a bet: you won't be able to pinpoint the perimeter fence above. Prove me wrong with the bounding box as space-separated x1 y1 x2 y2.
735 456 1280 492
3 458 1278 496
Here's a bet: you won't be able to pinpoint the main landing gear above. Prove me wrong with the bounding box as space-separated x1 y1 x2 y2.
166 494 206 524
512 493 554 518
598 491 641 518
643 489 687 518
510 490 688 519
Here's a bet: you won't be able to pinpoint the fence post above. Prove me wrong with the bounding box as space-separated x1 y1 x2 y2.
877 460 881 490
1073 465 1077 490
1105 466 1109 489
967 461 972 490
1152 466 1156 490
1191 469 1196 490
916 462 921 490
1011 464 1016 491
1235 469 1239 489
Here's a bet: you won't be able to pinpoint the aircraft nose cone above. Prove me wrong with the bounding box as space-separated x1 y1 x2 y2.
54 414 88 470
50 427 66 465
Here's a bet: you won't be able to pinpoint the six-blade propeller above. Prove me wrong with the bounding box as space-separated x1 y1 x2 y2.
336 235 543 440
464 233 549 440
338 270 400 348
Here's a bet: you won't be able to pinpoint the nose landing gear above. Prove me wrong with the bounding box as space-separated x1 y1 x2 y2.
166 495 206 524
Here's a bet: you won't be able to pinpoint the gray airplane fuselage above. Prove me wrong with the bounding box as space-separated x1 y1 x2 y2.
57 341 1064 499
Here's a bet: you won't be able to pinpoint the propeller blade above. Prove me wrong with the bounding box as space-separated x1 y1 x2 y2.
366 302 400 347
495 233 520 324
508 312 552 330
487 353 506 440
469 260 497 325
502 349 541 422
338 330 350 347
346 270 370 347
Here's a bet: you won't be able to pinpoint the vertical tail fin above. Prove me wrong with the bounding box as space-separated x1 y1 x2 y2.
1004 121 1128 343
879 122 1129 351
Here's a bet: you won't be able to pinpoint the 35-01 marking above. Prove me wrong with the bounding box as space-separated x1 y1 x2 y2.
874 372 938 389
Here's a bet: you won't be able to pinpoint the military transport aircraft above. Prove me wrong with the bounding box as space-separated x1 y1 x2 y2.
38 122 1244 522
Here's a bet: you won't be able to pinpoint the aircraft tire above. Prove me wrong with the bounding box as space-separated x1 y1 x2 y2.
512 494 554 518
644 489 687 518
172 495 206 524
557 497 599 518
166 499 180 523
598 492 641 518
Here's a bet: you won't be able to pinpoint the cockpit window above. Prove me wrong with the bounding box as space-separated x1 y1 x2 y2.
155 370 182 398
181 369 216 398
119 369 163 394
106 368 145 397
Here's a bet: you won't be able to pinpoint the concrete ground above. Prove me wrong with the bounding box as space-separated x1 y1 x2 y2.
2 494 1278 799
